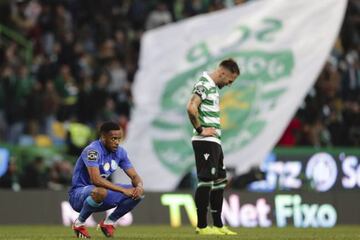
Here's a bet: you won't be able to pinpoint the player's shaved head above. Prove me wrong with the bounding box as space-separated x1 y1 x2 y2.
219 58 240 75
100 121 120 134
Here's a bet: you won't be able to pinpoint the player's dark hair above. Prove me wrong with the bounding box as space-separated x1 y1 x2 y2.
220 58 240 75
100 121 120 134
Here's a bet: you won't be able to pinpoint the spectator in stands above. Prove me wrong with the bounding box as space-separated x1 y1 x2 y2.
24 80 45 134
1 64 26 144
55 64 78 121
20 156 48 189
342 48 360 100
66 117 93 156
0 156 21 191
48 155 73 190
145 1 173 30
43 80 61 136
76 76 95 125
277 115 303 147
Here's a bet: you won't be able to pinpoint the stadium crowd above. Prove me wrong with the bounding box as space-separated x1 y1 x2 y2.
0 0 359 190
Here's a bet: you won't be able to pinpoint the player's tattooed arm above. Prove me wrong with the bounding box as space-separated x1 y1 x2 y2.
186 93 202 129
187 94 217 137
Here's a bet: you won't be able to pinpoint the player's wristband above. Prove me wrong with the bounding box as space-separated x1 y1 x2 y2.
196 126 203 134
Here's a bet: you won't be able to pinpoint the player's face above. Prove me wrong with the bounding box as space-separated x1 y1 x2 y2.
103 130 122 152
218 68 238 89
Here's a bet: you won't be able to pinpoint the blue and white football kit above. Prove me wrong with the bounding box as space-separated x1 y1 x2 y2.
68 139 141 216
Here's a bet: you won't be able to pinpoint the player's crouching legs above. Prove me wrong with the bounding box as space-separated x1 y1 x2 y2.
91 187 108 203
97 189 144 237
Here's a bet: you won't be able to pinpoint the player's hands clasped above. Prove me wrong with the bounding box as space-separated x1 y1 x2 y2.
123 188 136 198
122 186 144 200
132 186 144 200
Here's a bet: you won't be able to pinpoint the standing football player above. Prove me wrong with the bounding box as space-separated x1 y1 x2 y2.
186 59 240 235
68 121 144 238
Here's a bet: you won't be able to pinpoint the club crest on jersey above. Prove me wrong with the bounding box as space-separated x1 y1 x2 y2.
87 150 99 161
103 162 110 171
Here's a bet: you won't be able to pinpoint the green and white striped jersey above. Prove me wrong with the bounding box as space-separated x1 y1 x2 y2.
191 72 221 144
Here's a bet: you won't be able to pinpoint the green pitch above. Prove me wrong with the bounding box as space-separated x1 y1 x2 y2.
0 225 360 240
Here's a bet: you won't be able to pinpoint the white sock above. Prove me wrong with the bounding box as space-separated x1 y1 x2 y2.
104 217 115 225
74 218 85 227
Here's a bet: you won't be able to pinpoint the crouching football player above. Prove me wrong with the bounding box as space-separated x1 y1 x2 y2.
68 121 144 238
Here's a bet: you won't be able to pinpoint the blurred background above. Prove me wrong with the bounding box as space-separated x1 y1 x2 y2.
0 0 359 227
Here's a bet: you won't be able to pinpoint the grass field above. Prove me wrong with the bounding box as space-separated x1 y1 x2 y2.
0 225 360 240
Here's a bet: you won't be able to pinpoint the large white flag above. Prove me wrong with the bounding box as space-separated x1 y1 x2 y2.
121 0 347 191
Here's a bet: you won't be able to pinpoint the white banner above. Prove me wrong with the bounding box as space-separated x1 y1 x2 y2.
120 0 347 191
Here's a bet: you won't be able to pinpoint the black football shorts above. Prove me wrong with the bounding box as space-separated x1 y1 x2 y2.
192 140 226 181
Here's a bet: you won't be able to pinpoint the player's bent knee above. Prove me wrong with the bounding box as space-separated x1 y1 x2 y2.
91 187 108 202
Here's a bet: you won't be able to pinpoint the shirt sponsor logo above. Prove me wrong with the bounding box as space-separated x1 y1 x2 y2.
111 160 118 170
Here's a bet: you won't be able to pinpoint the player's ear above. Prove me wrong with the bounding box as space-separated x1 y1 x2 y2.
100 134 105 142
